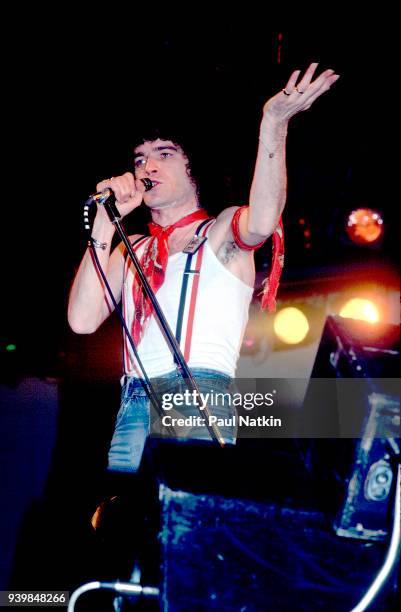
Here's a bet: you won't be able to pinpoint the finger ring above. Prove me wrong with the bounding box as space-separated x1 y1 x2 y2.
282 88 291 96
295 87 304 94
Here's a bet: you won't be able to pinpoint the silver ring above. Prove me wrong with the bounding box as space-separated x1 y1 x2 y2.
282 88 291 96
295 86 304 94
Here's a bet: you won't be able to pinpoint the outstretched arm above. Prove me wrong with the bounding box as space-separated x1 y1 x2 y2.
237 62 340 244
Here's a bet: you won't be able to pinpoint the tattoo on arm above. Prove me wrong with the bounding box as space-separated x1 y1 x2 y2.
217 241 240 264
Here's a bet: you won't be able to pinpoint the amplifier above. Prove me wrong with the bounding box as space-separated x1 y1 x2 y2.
137 439 395 611
302 315 400 540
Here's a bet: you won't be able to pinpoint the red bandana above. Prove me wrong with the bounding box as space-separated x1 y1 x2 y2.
260 216 284 312
132 209 209 345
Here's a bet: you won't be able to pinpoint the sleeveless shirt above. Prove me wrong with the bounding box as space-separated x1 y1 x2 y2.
122 224 253 378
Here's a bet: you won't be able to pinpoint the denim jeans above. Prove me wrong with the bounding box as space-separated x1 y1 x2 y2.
108 368 237 473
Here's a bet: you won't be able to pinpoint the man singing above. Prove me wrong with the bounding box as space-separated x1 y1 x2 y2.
68 63 339 472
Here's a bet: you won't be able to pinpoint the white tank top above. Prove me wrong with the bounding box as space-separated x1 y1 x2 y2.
122 223 254 378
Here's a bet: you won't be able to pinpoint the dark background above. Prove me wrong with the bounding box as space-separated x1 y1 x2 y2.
1 12 395 381
0 11 399 607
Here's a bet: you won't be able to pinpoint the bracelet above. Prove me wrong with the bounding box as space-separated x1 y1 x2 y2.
89 237 108 250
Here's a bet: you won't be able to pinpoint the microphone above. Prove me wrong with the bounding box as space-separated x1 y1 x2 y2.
90 178 154 204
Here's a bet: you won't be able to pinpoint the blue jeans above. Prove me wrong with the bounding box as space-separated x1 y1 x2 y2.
108 368 237 473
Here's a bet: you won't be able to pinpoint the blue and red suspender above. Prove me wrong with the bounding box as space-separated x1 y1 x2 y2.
175 218 215 362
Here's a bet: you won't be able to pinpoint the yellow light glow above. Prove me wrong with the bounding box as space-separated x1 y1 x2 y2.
339 298 379 323
273 307 310 344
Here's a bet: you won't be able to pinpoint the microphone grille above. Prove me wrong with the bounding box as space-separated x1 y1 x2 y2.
141 178 153 191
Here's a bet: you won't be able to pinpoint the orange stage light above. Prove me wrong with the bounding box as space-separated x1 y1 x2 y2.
346 208 383 244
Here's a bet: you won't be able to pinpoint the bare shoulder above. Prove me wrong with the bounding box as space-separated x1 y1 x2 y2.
128 233 147 246
208 206 255 286
214 205 240 229
118 233 145 250
208 205 240 249
111 233 145 262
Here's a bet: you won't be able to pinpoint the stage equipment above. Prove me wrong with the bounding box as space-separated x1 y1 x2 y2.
302 315 400 540
139 439 398 610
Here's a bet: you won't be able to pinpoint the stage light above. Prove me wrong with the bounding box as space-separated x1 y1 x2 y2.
273 307 310 345
339 298 379 323
5 344 17 352
346 208 383 245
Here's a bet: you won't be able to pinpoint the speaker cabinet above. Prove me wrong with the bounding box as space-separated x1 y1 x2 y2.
302 316 400 540
138 439 396 611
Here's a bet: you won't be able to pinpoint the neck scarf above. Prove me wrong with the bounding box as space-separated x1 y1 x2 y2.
132 209 209 345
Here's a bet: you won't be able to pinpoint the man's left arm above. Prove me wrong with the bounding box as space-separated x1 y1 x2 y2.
237 62 340 245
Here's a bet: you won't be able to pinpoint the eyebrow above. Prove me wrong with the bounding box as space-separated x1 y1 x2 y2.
133 145 178 159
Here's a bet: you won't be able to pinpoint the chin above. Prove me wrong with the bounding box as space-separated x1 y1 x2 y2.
144 196 165 208
145 197 178 210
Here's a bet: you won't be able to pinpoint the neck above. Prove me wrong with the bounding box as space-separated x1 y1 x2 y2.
150 197 201 227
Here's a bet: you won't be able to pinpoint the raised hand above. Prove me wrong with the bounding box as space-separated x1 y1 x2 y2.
263 63 340 122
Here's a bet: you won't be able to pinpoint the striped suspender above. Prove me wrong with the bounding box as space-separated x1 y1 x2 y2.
175 218 215 362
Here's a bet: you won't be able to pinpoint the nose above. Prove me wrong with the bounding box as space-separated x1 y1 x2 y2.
144 156 159 175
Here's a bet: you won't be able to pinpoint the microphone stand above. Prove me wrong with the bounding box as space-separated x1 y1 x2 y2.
100 191 225 447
